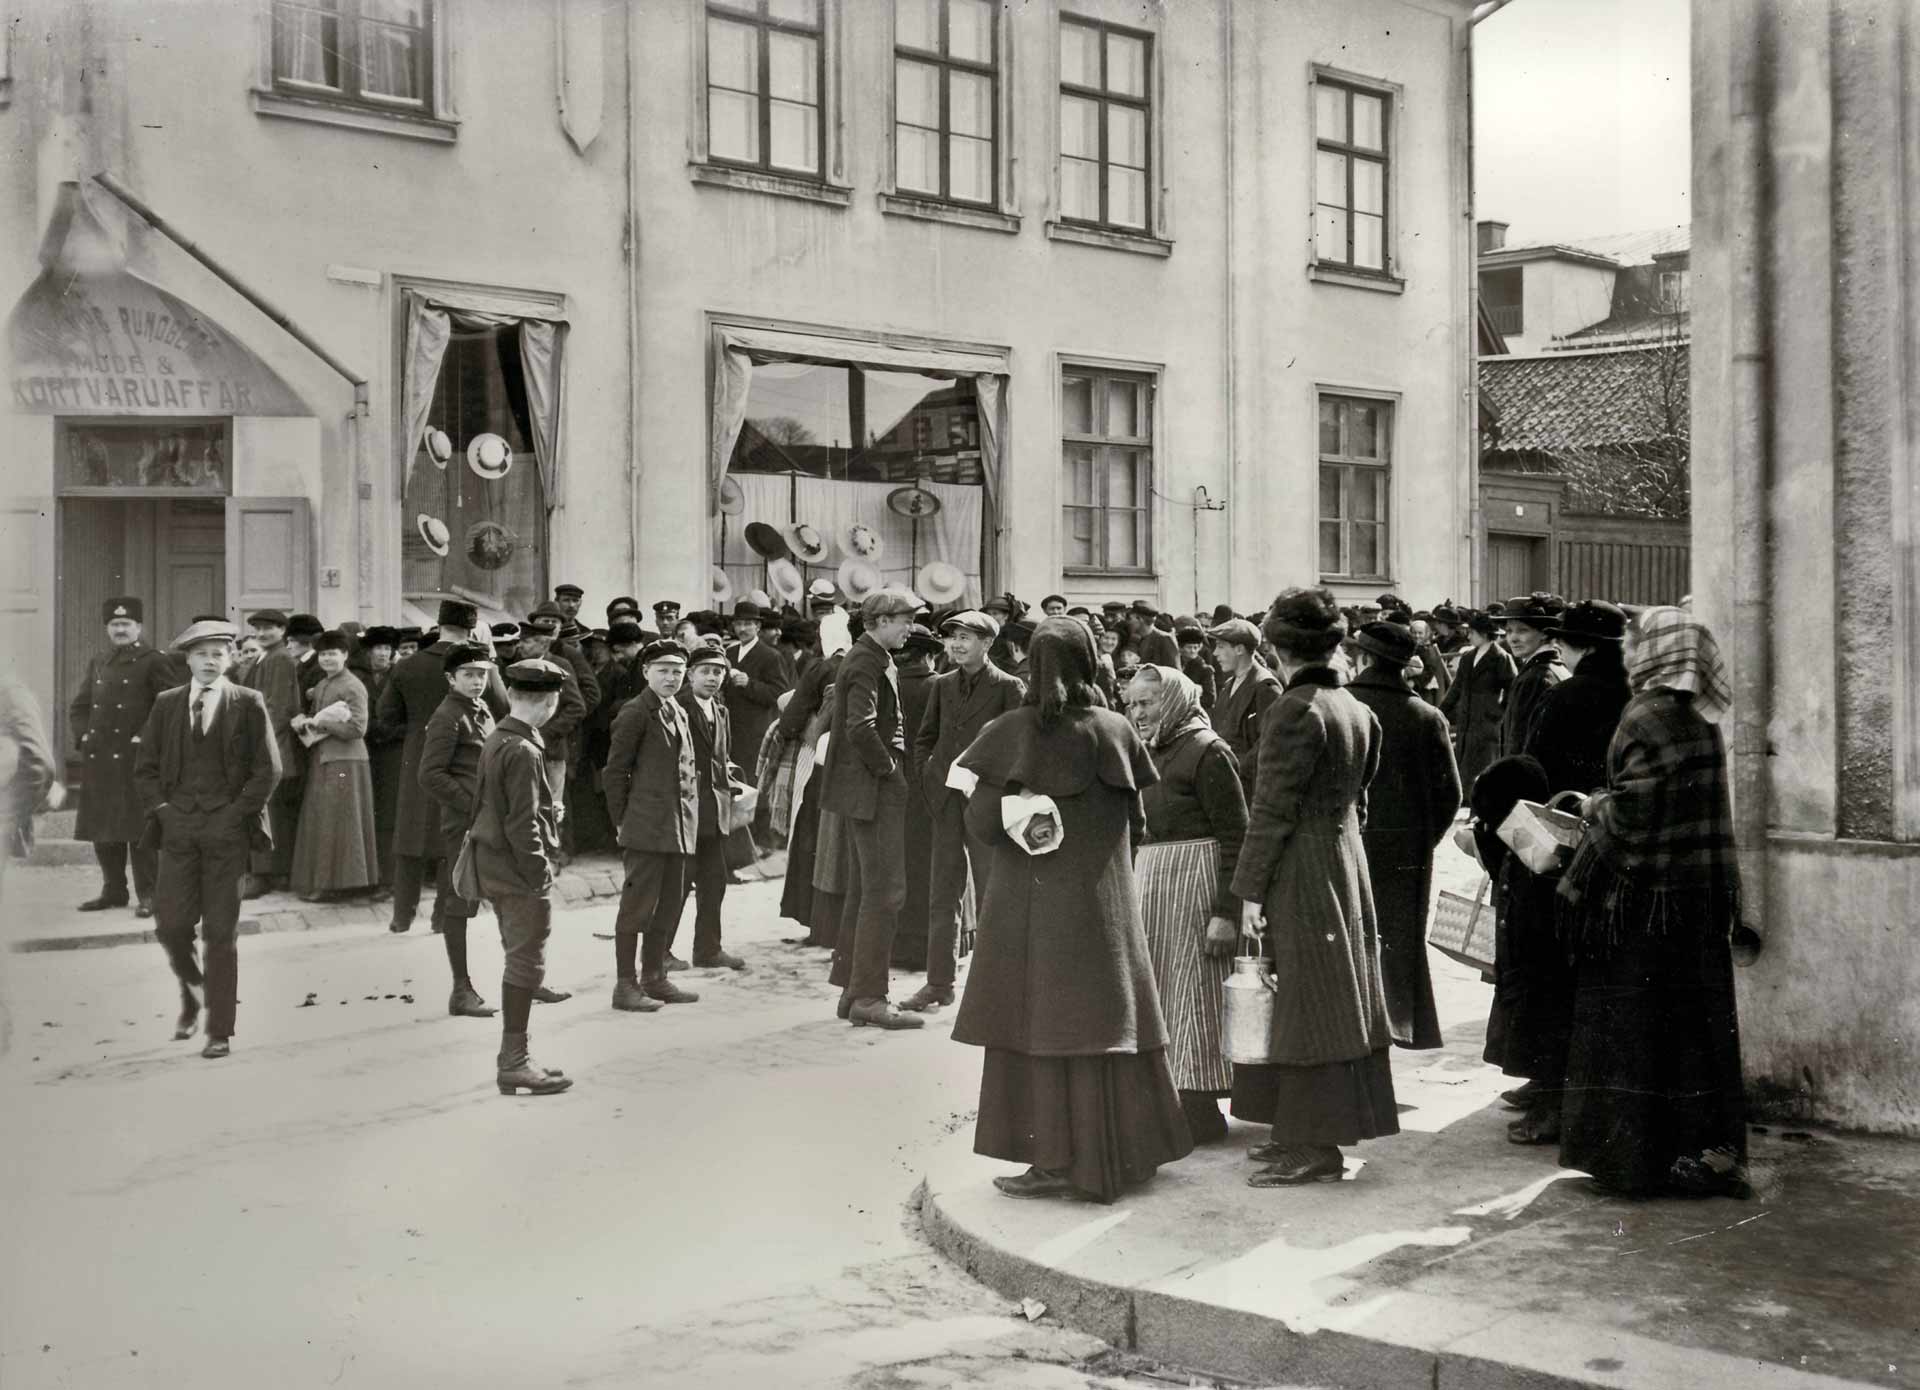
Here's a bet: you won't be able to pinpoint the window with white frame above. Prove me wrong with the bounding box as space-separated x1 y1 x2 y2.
706 0 826 178
1063 368 1153 573
894 0 998 205
272 0 433 110
1058 17 1152 232
1314 77 1390 274
1317 394 1392 579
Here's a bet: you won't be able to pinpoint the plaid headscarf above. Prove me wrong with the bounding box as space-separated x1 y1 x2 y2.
1626 606 1731 719
1126 665 1210 750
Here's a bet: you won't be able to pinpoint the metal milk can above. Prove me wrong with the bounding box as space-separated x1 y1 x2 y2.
1222 925 1280 1065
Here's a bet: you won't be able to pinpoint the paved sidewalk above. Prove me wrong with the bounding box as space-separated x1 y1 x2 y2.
5 850 786 953
920 992 1919 1390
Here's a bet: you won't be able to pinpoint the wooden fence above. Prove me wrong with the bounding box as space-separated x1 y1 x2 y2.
1554 513 1691 605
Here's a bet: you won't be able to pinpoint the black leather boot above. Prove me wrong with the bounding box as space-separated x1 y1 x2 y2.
497 1031 572 1096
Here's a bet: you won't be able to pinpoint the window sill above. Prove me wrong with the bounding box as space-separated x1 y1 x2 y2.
252 88 458 143
1321 576 1395 587
1065 566 1158 580
879 193 1021 235
690 162 852 208
1045 222 1173 258
1308 264 1405 294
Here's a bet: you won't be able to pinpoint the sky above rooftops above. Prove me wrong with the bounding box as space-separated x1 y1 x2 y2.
1474 0 1689 246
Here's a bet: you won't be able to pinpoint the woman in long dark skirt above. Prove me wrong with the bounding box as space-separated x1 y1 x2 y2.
1556 606 1750 1199
952 618 1193 1204
1230 588 1399 1188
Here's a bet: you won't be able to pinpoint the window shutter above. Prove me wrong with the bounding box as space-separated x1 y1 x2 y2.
226 497 313 617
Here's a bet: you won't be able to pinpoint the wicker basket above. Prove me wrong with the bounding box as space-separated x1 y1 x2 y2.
1428 874 1494 974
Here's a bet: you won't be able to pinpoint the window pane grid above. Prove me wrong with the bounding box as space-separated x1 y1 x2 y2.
273 0 432 107
1316 395 1392 579
1058 17 1151 232
1063 370 1154 572
1314 78 1391 272
708 0 825 179
893 0 998 206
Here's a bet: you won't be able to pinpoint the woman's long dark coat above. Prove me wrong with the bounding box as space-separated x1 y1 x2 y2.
1441 642 1517 796
1347 666 1463 1049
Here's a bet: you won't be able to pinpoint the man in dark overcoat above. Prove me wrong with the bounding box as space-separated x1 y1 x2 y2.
822 588 920 1030
905 610 1022 1011
1503 599 1635 1143
1499 594 1569 756
888 625 943 974
70 596 176 917
517 605 595 864
239 608 304 897
677 645 746 971
361 625 405 890
132 620 280 1059
1439 611 1517 798
604 641 700 1011
723 599 791 802
376 599 508 934
1346 623 1463 1050
1208 618 1281 795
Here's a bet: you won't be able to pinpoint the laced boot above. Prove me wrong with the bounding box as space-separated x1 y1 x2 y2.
497 1031 572 1096
448 980 497 1018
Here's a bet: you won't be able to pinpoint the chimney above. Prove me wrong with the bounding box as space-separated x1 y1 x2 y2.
1477 220 1508 254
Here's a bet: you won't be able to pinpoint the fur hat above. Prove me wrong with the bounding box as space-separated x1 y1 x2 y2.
1260 586 1347 657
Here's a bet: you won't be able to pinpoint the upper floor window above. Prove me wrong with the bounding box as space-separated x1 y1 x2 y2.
894 0 998 206
707 0 825 179
1058 18 1151 232
1657 269 1689 312
272 0 431 109
1314 77 1390 273
1063 367 1154 574
1318 394 1392 580
1483 267 1523 337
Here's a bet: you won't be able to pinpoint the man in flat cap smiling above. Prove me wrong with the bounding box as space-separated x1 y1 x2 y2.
70 596 175 918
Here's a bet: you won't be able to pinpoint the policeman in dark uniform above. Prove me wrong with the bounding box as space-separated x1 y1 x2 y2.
70 597 177 917
472 658 572 1095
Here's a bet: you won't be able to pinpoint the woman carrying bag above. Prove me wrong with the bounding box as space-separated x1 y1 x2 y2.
289 632 379 901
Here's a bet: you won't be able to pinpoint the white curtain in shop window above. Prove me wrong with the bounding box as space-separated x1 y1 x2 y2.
401 294 568 506
716 475 983 608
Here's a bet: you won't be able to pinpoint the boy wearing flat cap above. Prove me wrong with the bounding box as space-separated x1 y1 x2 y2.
70 596 175 918
470 658 572 1094
133 621 281 1059
602 641 701 1010
418 644 506 1017
677 645 747 971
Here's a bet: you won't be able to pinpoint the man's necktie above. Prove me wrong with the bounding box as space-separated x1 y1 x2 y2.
191 688 207 740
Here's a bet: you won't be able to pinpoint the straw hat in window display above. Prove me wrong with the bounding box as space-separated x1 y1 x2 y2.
422 426 453 468
467 433 513 480
837 557 883 602
843 522 884 563
767 558 806 608
784 521 833 565
710 566 735 608
416 513 451 557
916 560 966 607
716 474 746 517
744 522 792 562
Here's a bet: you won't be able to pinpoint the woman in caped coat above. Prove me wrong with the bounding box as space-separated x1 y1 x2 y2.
1440 612 1517 802
952 618 1193 1204
1345 623 1463 1052
1554 607 1750 1199
289 632 379 899
1127 665 1248 1143
1231 588 1397 1188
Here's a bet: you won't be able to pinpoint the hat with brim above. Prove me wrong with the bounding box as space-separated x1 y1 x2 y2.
1548 599 1628 645
784 522 832 565
767 558 805 607
423 426 453 468
687 645 730 671
710 567 735 608
837 557 882 602
1207 618 1261 651
1467 611 1502 637
1353 621 1417 666
416 513 450 557
744 522 790 562
174 619 239 652
467 433 512 481
902 625 943 659
843 522 884 562
940 609 999 640
1504 594 1563 631
503 658 567 692
916 561 966 606
639 640 688 667
717 475 746 517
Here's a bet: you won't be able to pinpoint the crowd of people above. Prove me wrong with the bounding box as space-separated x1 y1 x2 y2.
61 577 1752 1201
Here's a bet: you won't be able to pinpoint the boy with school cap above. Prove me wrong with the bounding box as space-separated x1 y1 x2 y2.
471 658 573 1094
677 644 748 972
417 643 508 1016
133 620 281 1058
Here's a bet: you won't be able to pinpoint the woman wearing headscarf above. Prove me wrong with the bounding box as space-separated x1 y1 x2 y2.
952 618 1192 1203
1231 588 1396 1187
1555 607 1749 1198
1127 665 1249 1143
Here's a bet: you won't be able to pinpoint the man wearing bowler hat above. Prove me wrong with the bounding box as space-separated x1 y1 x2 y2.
724 599 790 814
905 609 1023 1011
133 620 281 1059
70 597 176 918
377 599 509 935
239 607 304 897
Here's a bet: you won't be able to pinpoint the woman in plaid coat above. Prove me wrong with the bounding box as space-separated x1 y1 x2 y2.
1556 607 1750 1199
